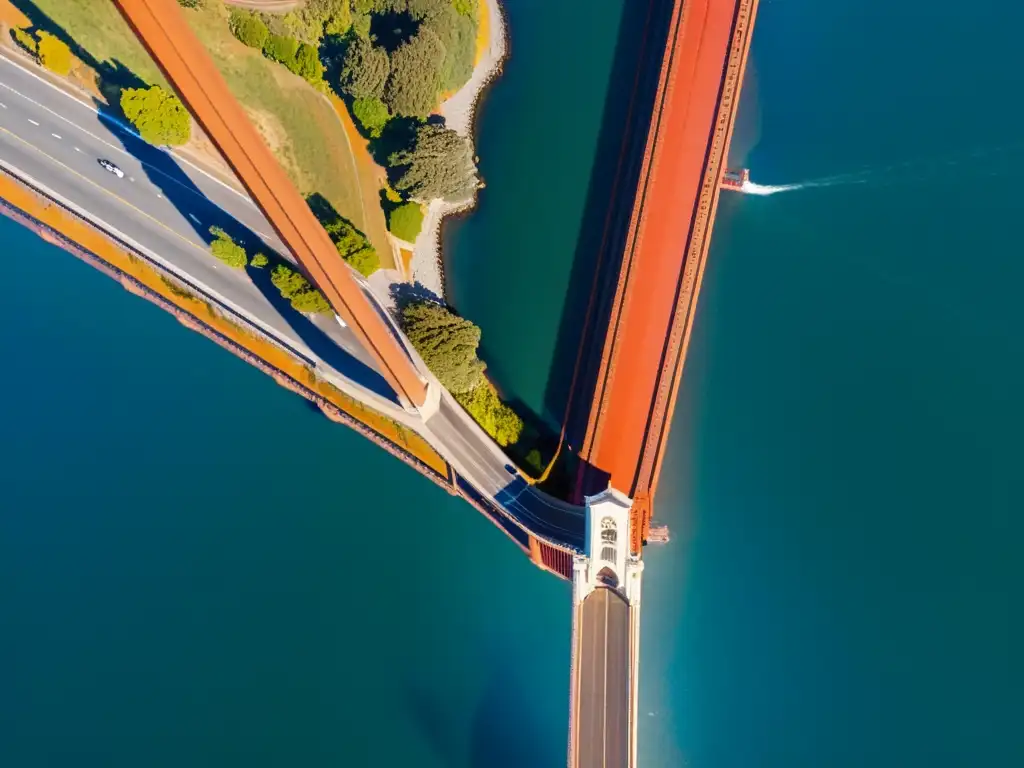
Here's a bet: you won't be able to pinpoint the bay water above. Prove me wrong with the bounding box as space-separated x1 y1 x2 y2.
2 0 1022 766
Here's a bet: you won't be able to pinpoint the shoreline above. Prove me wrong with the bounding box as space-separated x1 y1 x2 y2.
408 0 508 300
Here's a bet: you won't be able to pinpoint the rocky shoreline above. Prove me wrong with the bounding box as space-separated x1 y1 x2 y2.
408 0 508 300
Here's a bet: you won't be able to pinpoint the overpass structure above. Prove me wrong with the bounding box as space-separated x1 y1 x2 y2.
0 1 760 764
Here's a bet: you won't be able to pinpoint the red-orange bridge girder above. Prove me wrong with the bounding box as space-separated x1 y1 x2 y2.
576 0 760 546
112 0 427 408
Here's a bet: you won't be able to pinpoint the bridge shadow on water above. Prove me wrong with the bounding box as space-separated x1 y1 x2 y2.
541 0 677 491
10 1 397 403
405 653 563 768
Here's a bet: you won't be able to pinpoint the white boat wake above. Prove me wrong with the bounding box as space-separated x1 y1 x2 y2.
739 181 805 195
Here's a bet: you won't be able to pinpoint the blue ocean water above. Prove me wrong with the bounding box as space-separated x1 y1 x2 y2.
1 0 1021 766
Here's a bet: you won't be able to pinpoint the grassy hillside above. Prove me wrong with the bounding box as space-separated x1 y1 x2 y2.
4 0 386 263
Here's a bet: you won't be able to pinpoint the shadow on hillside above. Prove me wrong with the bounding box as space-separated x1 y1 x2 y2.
10 0 149 111
541 0 678 494
9 2 398 402
99 112 399 400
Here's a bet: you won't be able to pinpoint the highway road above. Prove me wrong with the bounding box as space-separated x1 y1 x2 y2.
576 588 630 768
0 53 585 548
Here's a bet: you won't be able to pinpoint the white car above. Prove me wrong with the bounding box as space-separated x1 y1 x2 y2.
98 159 125 178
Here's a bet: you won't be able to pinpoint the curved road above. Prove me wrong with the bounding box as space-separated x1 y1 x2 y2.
0 52 585 549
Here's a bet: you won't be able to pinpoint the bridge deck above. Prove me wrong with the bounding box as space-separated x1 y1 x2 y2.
576 0 759 544
575 588 630 768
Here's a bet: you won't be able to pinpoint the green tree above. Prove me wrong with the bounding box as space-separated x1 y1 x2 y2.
452 0 477 17
208 226 248 268
387 201 424 241
351 12 372 39
288 42 323 82
407 0 449 21
37 32 73 76
383 27 445 118
423 5 477 91
120 85 191 146
389 123 479 202
263 34 300 66
308 193 381 276
352 97 390 138
270 265 332 313
454 383 524 447
11 27 37 57
251 253 269 268
339 38 390 100
401 300 486 394
229 10 270 49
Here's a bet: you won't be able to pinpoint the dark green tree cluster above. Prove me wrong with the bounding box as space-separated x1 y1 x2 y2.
120 85 191 146
271 265 332 313
389 123 479 202
229 9 269 49
307 194 381 276
338 0 478 118
401 299 485 394
340 37 390 99
400 299 523 445
228 11 323 86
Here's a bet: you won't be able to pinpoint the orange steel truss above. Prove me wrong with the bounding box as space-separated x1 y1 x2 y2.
112 0 427 408
576 0 760 553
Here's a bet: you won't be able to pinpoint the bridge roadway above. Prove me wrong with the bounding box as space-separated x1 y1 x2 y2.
0 50 585 551
575 588 630 768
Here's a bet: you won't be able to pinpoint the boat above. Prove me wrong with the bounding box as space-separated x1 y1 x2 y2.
721 167 750 191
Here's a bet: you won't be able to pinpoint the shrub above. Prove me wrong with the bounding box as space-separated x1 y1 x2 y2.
401 300 486 394
11 27 37 57
454 383 524 447
229 10 270 50
352 97 389 138
387 201 424 242
251 253 269 268
263 34 299 66
177 0 204 8
339 37 390 100
389 123 479 202
270 265 332 313
384 27 445 118
288 42 323 82
308 193 381 276
452 0 477 17
208 226 248 268
120 85 191 146
37 32 73 76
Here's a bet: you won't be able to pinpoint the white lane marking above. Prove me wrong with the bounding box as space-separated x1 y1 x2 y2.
27 118 39 126
0 102 6 108
188 213 201 224
73 146 81 152
51 133 61 139
0 53 257 208
157 193 162 198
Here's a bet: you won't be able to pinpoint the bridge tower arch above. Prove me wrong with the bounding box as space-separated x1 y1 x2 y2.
572 487 644 606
